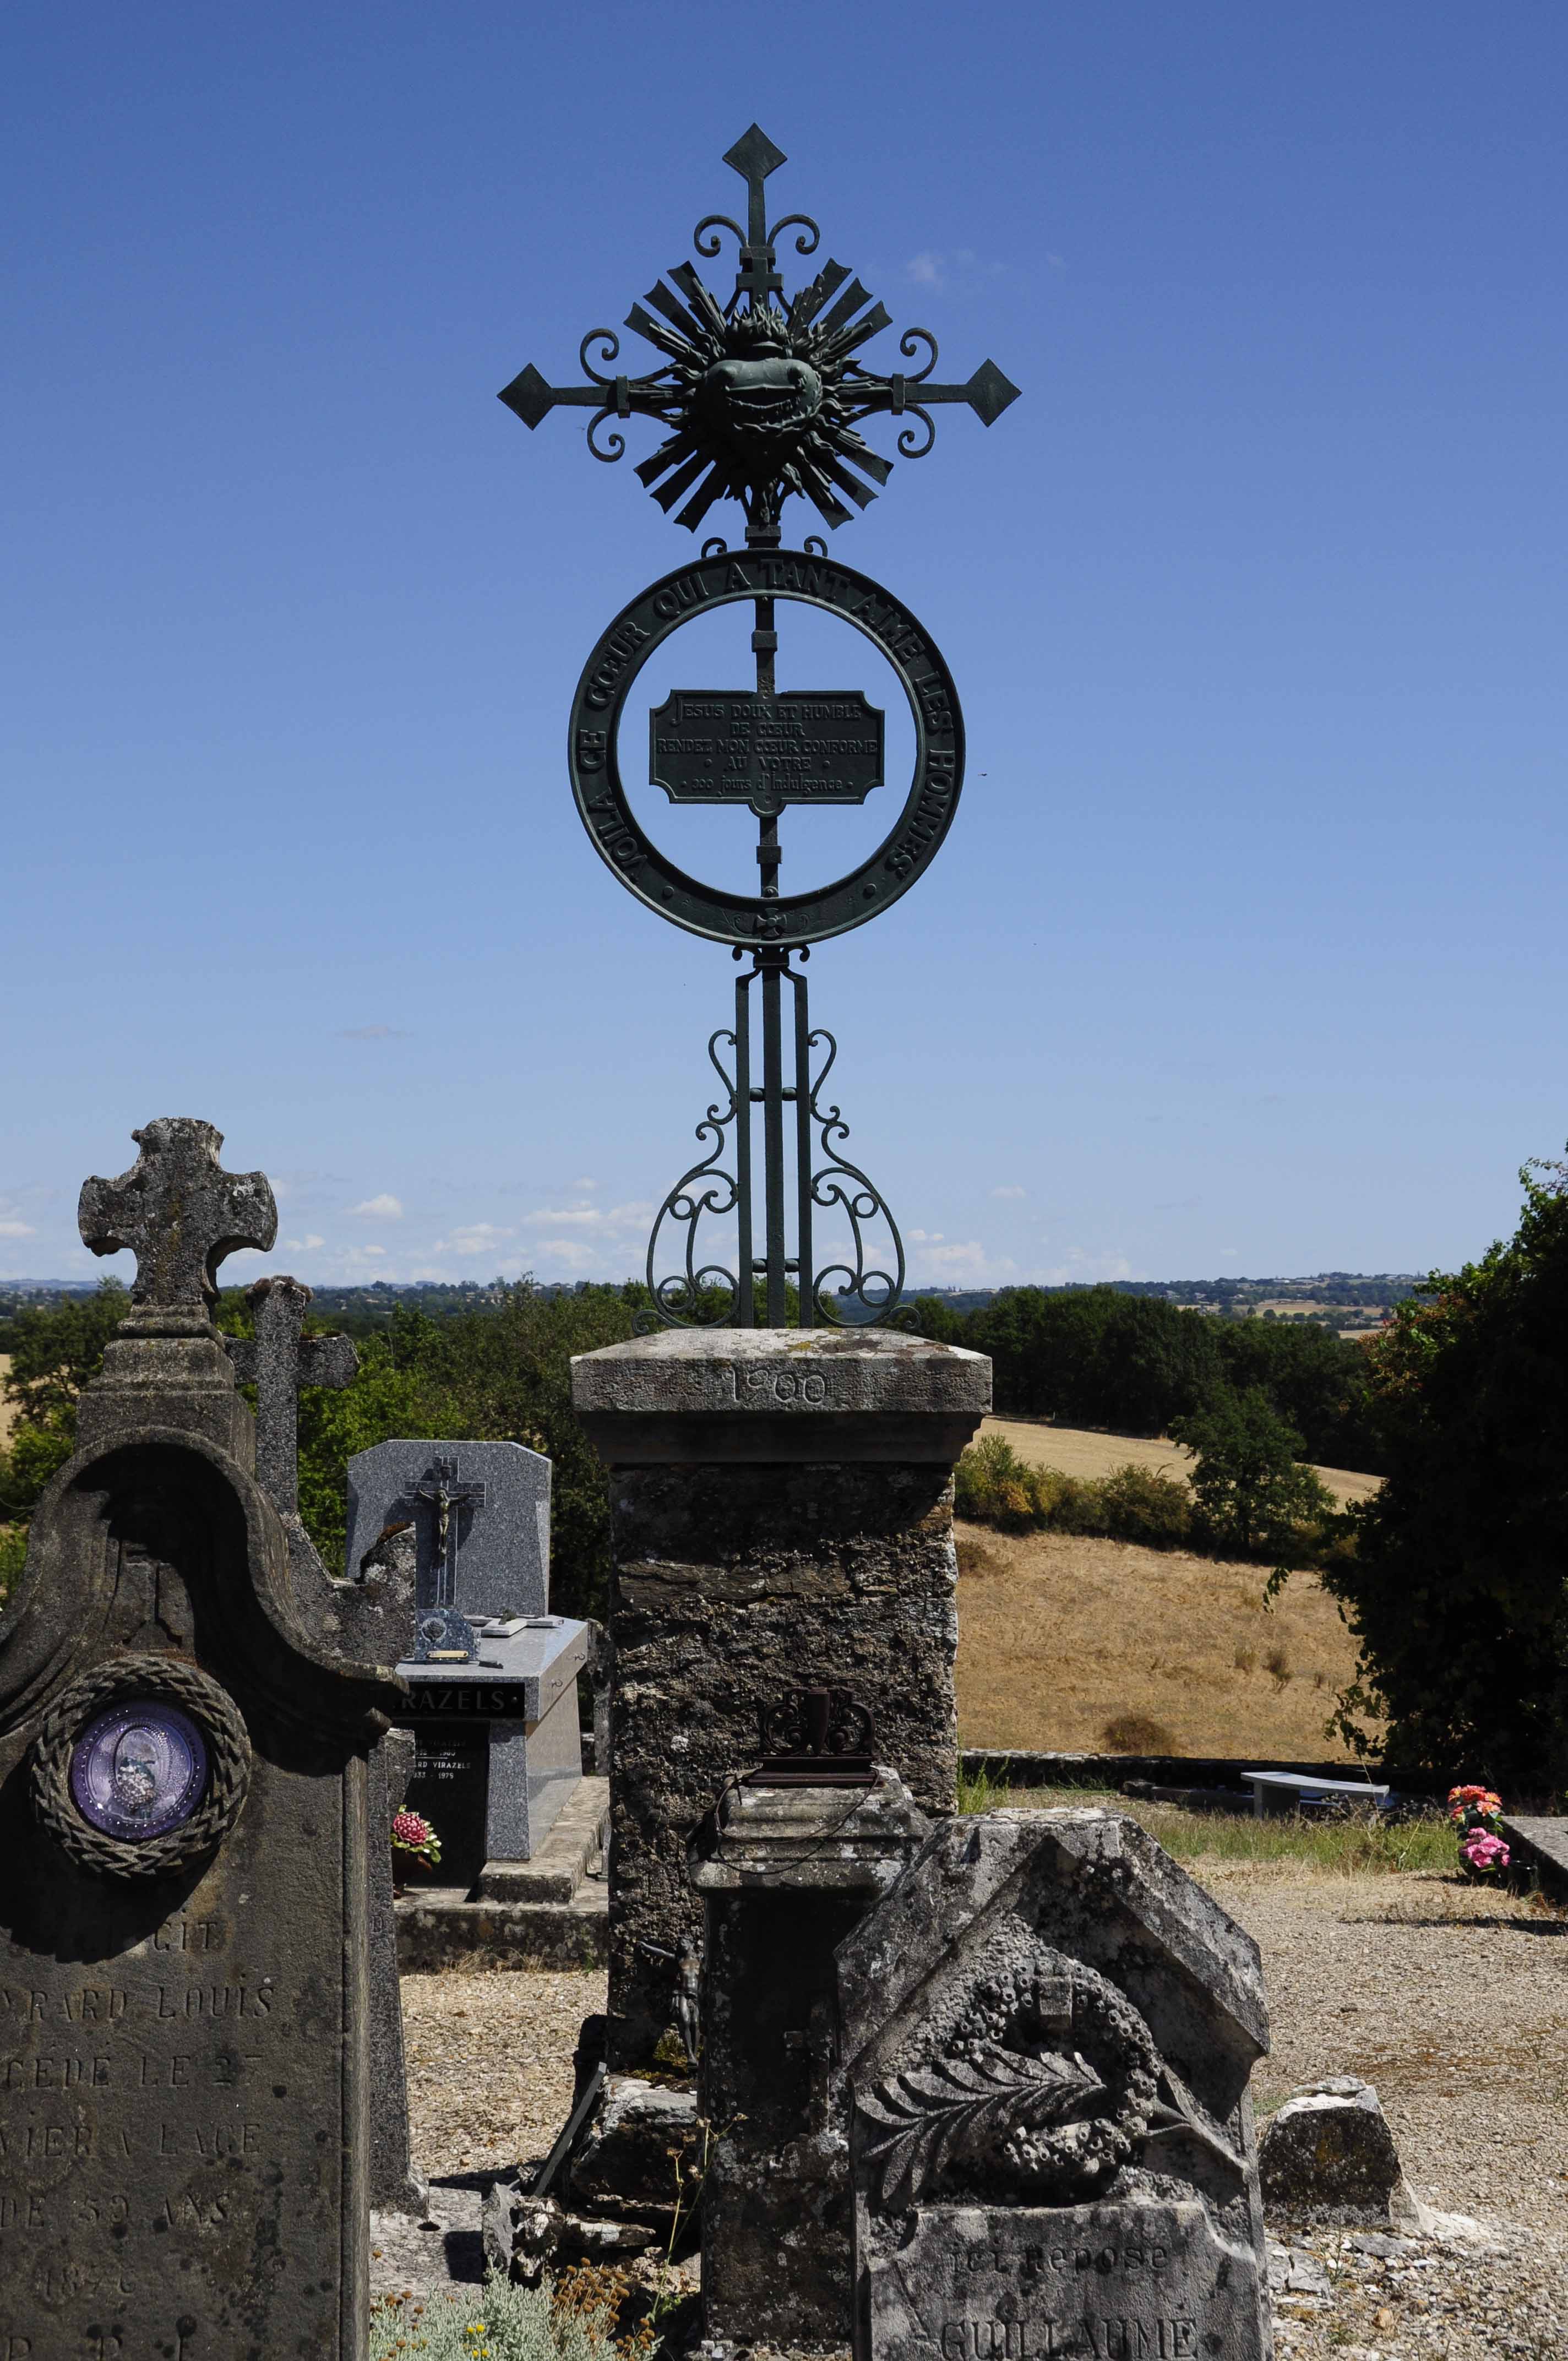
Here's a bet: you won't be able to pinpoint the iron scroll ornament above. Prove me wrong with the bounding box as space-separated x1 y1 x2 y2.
568 548 963 949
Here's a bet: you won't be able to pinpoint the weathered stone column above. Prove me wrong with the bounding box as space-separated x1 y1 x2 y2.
570 1328 990 2065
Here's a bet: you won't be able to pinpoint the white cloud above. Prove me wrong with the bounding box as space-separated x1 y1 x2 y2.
534 1238 605 1269
571 1177 598 1191
349 1194 403 1220
284 1233 326 1251
907 1228 944 1244
522 1202 651 1231
1038 1250 1138 1285
910 1241 1020 1283
0 1219 36 1238
432 1222 516 1258
359 1244 386 1259
990 1185 1027 1201
907 251 944 287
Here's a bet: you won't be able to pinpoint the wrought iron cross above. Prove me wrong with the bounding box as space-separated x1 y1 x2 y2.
78 1118 277 1318
406 1456 487 1609
498 125 1019 541
224 1276 358 1516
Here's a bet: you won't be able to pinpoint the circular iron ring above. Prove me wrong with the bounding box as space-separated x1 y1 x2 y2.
568 550 964 946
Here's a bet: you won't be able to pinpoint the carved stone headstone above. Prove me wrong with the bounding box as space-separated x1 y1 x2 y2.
224 1275 427 2218
0 1120 405 2355
839 1810 1273 2361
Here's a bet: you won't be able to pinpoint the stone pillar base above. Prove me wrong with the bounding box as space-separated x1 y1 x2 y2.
571 1328 990 2066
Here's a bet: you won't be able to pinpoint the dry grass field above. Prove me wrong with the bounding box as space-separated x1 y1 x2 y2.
954 1519 1373 1757
976 1415 1382 1508
0 1357 12 1449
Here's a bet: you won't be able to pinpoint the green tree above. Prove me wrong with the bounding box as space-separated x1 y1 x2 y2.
1212 1316 1380 1472
1326 1160 1568 1785
1172 1385 1335 1559
968 1286 1222 1433
0 1280 130 1528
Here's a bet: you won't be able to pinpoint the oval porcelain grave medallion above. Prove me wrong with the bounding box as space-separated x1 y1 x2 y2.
68 1700 209 1840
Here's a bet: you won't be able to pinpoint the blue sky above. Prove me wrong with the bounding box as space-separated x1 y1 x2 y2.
4 4 1566 1291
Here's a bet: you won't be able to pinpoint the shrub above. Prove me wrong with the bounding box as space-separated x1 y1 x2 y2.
1095 1464 1192 1550
1100 1712 1175 1755
369 2267 654 2361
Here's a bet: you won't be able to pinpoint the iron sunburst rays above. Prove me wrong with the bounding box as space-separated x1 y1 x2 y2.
625 259 896 534
498 126 1020 537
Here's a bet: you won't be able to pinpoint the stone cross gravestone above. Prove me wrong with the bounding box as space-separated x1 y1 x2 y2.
839 1809 1273 2361
346 1439 585 1876
0 1119 405 2358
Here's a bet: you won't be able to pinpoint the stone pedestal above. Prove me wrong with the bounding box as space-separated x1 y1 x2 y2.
570 1327 989 2066
689 1769 930 2345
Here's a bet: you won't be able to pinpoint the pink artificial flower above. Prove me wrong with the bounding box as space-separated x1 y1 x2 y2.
393 1811 432 1847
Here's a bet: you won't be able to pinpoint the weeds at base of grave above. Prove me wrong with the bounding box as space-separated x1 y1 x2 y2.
370 2264 677 2361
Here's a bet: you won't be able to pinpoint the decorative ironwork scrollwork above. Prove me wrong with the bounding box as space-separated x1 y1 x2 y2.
499 127 1017 536
766 210 820 256
807 1029 910 1328
579 329 622 385
639 1029 743 1329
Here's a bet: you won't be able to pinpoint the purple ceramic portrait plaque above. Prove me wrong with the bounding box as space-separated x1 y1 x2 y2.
69 1701 209 1840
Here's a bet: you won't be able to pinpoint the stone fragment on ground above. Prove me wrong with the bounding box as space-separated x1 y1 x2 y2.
1259 2074 1418 2227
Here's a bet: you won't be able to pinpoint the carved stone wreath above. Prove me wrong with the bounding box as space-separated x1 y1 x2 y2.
858 1946 1161 2212
30 1654 251 1880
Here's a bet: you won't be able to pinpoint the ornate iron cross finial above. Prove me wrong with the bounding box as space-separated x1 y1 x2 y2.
78 1119 277 1319
498 125 1020 541
224 1276 358 1515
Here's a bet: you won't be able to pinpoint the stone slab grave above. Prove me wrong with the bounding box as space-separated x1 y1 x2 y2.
840 1809 1274 2361
346 1438 589 1891
0 1119 405 2357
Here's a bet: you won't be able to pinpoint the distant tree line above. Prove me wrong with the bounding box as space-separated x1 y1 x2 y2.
909 1284 1382 1472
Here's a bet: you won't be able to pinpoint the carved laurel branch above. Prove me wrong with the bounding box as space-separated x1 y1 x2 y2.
31 1654 252 1882
859 2043 1106 2215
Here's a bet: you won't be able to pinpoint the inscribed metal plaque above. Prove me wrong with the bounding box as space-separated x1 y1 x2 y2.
649 689 884 810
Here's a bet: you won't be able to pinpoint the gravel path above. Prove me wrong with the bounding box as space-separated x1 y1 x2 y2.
402 1965 606 2179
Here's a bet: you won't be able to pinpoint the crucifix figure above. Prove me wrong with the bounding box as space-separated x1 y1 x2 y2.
408 1456 487 1608
222 1276 357 1517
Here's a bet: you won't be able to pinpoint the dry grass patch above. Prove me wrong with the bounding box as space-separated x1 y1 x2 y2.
955 1521 1373 1756
0 1357 13 1449
975 1416 1381 1509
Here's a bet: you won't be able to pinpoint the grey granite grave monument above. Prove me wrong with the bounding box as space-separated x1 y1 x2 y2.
840 1809 1274 2361
0 1119 405 2358
346 1438 586 1883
